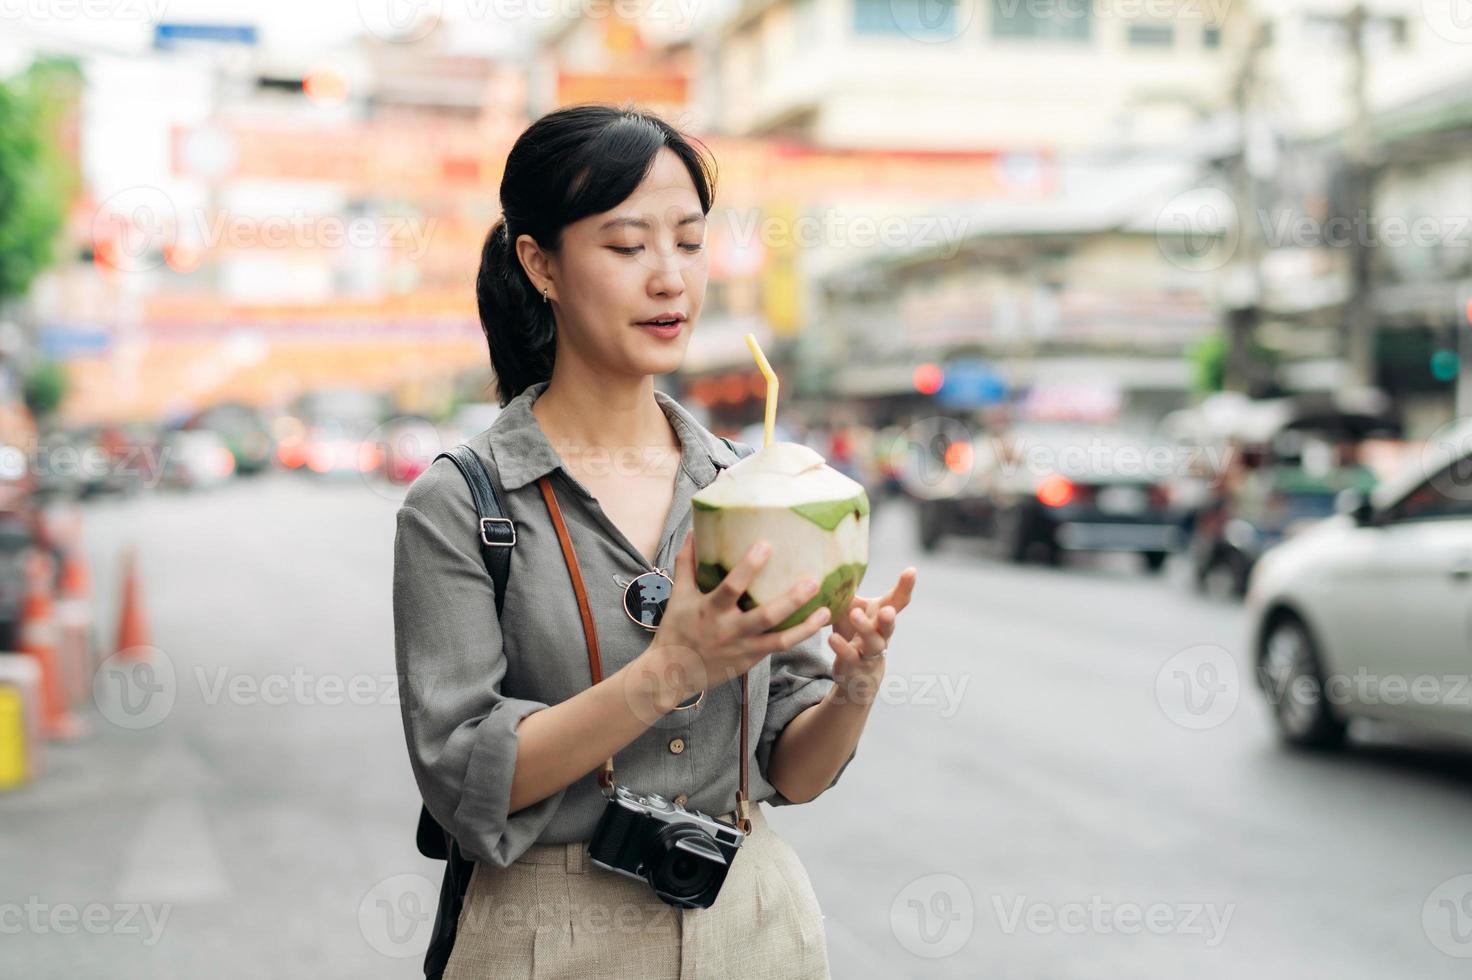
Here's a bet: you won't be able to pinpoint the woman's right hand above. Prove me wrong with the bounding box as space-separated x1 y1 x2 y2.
642 529 831 711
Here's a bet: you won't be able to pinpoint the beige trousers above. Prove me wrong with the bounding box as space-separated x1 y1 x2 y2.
442 803 830 980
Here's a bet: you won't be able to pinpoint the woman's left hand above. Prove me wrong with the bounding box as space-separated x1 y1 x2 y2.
828 567 917 693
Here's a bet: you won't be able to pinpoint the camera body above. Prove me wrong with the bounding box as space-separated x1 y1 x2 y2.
586 784 746 909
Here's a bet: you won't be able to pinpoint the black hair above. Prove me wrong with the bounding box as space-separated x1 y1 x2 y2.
476 104 717 406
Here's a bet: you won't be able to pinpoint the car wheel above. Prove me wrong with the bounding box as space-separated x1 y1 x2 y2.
1259 614 1346 749
996 508 1029 564
918 502 943 553
1143 551 1169 573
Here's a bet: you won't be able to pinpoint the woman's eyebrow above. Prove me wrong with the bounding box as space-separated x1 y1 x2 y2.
598 212 706 232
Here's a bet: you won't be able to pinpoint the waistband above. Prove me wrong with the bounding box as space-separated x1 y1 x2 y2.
516 803 768 873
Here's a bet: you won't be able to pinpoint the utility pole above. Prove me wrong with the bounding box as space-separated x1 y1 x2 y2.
1223 20 1271 394
1341 3 1377 389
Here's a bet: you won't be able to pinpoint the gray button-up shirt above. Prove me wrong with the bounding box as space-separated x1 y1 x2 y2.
393 380 854 868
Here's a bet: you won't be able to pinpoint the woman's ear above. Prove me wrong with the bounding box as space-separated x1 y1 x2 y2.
514 233 555 302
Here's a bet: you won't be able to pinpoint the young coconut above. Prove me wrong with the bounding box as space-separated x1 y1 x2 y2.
692 442 869 632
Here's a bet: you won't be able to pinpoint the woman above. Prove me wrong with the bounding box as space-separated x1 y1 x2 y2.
392 104 917 980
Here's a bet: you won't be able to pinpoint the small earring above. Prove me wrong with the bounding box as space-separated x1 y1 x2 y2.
542 287 549 303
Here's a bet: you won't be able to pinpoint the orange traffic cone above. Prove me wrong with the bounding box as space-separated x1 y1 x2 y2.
20 550 87 741
56 545 94 709
114 546 151 660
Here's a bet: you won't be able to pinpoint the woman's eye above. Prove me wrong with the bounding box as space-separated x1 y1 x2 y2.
609 243 703 256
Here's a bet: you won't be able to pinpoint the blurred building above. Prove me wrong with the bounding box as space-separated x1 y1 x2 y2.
819 152 1219 424
34 22 529 423
717 0 1244 151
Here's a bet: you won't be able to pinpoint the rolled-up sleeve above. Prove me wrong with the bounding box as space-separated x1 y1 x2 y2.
392 463 566 867
755 628 856 806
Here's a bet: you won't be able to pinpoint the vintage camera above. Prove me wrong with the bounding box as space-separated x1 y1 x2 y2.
586 784 746 909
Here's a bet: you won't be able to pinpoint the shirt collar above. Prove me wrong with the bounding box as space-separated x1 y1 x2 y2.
482 380 740 492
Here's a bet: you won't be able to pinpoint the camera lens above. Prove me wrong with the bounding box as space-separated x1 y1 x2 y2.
644 825 724 902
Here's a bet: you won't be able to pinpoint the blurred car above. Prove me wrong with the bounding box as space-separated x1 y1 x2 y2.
160 430 236 490
378 415 441 485
1189 464 1378 597
183 403 274 475
913 423 1180 570
282 388 389 478
1247 423 1472 748
301 420 381 478
1186 391 1399 597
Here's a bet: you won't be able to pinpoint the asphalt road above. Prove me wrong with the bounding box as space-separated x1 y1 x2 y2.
4 472 1472 978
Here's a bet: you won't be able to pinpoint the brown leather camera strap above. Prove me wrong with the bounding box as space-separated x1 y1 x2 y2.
538 475 752 834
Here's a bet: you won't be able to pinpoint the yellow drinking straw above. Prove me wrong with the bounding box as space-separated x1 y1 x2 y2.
744 333 778 449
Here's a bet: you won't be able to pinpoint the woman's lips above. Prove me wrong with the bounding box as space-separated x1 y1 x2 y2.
636 321 684 339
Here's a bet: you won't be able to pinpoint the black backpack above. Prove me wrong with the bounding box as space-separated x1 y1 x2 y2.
415 436 751 979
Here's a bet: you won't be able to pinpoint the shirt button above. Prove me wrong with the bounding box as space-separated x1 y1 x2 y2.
668 737 686 755
673 793 689 807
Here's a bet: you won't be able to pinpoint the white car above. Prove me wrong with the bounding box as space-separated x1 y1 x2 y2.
1246 424 1472 748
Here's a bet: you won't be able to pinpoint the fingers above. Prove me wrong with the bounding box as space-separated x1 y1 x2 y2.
708 540 770 611
742 605 830 659
736 573 821 635
846 605 892 657
828 631 862 670
885 567 918 613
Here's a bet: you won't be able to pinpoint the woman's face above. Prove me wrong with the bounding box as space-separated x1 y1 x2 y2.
529 146 708 379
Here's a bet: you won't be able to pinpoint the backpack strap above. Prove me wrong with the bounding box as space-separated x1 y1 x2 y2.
432 444 515 616
416 444 514 865
416 444 516 979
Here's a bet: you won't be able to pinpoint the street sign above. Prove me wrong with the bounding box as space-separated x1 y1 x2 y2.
153 24 259 50
936 359 1007 408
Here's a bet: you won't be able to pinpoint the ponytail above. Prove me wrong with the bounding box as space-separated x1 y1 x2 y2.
477 216 556 407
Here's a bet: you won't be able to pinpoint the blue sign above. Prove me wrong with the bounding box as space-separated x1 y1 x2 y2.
154 23 259 50
936 359 1007 409
40 328 112 360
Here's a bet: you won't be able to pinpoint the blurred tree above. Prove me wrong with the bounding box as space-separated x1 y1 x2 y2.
1191 330 1280 396
21 359 66 419
0 58 79 304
